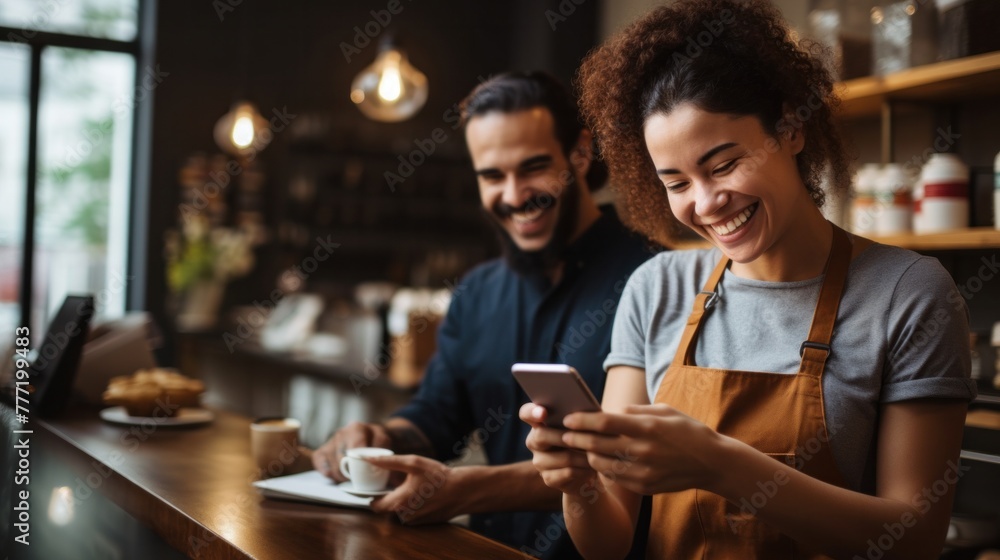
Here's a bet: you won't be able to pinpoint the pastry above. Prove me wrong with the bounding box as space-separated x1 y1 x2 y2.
102 369 205 417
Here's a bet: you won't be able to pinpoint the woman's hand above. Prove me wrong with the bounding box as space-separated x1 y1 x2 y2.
520 403 599 494
561 403 726 496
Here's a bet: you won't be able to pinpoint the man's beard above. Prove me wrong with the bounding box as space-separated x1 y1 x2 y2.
485 175 581 277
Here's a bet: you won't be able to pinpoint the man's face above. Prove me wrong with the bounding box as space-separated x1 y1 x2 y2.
466 108 577 253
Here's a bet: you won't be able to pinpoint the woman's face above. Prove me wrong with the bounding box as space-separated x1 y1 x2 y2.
643 103 808 263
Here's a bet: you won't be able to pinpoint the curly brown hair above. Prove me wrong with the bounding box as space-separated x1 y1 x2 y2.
578 0 850 244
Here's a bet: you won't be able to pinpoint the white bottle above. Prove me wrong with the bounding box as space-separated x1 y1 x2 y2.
912 181 925 233
918 153 969 233
851 164 881 235
994 150 1000 231
874 164 913 235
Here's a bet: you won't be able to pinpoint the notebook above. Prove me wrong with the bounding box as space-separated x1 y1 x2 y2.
252 470 373 508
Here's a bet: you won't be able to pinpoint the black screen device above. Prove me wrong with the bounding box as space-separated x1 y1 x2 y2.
10 295 96 417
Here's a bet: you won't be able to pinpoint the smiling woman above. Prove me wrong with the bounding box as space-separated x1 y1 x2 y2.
519 1 977 559
641 107 814 274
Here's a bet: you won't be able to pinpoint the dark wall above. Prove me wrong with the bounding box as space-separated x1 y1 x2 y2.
144 0 601 359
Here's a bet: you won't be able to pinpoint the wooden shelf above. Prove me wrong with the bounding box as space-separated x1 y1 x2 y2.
838 51 1000 119
869 227 1000 250
670 228 1000 251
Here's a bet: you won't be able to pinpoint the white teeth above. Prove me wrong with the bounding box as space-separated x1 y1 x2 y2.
711 203 756 236
512 206 545 224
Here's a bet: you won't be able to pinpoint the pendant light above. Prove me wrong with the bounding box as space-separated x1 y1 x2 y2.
214 100 270 156
351 36 428 122
214 6 270 156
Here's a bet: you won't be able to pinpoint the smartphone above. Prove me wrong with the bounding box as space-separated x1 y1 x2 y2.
511 363 601 428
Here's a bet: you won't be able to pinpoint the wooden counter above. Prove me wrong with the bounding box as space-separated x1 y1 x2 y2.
34 407 524 559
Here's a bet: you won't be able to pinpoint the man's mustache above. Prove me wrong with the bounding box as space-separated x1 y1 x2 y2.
493 194 557 218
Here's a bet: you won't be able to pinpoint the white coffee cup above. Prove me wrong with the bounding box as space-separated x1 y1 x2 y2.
339 447 394 491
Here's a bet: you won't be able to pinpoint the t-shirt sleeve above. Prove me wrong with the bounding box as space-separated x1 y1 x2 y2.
391 279 476 461
603 261 652 372
882 256 977 403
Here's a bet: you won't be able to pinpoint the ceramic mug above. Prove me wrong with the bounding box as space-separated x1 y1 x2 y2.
339 447 394 491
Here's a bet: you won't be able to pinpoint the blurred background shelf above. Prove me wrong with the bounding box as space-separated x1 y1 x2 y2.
838 51 1000 119
870 227 1000 250
669 228 1000 251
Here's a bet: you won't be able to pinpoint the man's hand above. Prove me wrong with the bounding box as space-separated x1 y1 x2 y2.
313 421 393 482
365 455 469 525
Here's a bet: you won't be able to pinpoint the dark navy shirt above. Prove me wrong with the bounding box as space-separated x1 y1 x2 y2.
394 206 657 559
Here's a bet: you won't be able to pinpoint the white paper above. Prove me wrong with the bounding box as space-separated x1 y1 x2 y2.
252 470 373 509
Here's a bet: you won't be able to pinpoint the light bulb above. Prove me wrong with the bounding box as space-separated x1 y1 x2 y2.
231 113 255 148
214 101 270 156
377 54 403 102
351 40 428 122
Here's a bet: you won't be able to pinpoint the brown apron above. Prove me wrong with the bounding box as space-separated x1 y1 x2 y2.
647 225 852 559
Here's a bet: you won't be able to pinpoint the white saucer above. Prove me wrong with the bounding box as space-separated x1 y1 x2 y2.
100 406 215 427
337 481 391 497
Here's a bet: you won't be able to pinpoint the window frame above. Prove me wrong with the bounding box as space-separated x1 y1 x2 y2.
0 0 155 330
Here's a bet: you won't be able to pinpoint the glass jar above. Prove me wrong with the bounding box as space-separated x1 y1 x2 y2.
809 0 877 79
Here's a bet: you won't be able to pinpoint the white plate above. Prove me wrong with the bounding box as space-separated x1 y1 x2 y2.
100 406 214 427
336 481 391 497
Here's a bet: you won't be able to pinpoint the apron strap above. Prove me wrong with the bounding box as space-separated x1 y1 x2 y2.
670 252 730 368
798 224 852 378
669 224 852 373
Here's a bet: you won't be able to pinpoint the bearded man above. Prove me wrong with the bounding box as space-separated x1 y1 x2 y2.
313 71 656 559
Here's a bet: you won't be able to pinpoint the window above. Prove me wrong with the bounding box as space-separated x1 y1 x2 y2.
0 45 30 345
0 0 138 41
0 1 142 346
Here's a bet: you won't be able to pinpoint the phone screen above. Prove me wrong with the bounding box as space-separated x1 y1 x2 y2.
512 363 601 428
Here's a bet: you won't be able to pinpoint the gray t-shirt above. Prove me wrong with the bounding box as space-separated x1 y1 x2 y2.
604 242 977 492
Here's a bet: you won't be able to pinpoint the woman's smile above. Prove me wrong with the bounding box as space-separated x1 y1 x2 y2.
704 201 758 238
